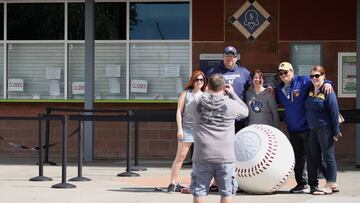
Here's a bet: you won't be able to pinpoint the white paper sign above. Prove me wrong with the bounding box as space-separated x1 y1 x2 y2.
164 64 180 77
72 82 85 95
49 80 61 96
130 80 148 93
108 77 120 94
8 79 24 92
105 64 121 78
46 67 61 80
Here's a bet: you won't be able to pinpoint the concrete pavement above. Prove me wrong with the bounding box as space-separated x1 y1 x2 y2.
0 158 359 203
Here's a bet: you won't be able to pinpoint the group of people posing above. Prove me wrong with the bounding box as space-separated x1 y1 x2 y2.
167 46 341 203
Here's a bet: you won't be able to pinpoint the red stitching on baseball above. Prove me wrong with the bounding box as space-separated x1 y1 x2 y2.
236 124 294 193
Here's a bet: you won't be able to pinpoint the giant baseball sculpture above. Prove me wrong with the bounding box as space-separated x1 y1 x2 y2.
234 124 295 194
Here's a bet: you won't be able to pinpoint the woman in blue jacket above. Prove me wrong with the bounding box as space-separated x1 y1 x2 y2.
305 65 341 195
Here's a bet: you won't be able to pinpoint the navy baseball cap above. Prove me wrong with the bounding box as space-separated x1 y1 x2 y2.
224 46 237 55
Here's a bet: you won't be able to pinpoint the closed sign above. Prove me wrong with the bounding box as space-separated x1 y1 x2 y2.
130 80 148 93
72 82 85 95
8 79 24 92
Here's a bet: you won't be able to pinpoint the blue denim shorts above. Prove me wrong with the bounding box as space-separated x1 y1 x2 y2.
177 128 194 143
190 162 237 197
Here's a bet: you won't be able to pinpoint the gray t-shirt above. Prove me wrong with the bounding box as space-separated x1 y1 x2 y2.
188 91 249 163
245 87 280 128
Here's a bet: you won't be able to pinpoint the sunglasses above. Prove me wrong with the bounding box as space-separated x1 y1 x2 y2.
310 74 323 79
278 70 288 76
195 78 204 82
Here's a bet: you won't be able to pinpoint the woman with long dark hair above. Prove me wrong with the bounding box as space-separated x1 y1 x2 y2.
167 70 207 193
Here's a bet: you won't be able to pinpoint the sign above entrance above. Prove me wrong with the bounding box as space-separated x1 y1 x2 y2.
229 0 272 42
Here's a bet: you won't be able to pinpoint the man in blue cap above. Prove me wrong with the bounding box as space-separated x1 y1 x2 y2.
206 46 251 132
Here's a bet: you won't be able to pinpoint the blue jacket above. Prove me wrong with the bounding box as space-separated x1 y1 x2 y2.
305 89 340 136
276 75 312 133
206 62 251 101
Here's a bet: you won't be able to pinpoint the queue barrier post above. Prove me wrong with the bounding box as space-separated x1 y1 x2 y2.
29 114 53 181
117 110 140 177
44 107 56 165
51 115 76 189
69 119 91 182
131 121 147 171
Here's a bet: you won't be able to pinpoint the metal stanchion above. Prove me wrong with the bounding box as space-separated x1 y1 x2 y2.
118 110 140 177
52 115 76 188
44 107 56 165
131 121 147 171
69 120 91 181
30 114 53 181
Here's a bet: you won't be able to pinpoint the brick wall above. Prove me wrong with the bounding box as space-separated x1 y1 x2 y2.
0 102 178 161
0 101 356 162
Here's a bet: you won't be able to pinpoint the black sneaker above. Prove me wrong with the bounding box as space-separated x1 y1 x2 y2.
310 186 317 194
310 186 325 195
175 183 185 192
167 183 176 193
290 184 308 193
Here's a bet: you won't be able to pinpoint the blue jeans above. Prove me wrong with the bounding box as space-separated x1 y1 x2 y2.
308 127 337 183
177 128 194 142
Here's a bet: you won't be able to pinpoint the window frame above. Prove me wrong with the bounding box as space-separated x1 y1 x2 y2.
0 0 191 102
290 42 323 76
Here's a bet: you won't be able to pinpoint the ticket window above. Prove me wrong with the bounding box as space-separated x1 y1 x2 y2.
291 43 322 76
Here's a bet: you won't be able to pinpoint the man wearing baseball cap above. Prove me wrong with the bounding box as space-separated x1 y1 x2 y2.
188 73 248 203
206 46 251 132
275 62 333 194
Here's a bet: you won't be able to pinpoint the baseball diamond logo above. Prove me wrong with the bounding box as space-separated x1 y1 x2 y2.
229 0 272 42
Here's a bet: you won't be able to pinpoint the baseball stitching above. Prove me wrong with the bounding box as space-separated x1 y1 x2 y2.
235 125 295 191
235 125 277 178
272 162 295 191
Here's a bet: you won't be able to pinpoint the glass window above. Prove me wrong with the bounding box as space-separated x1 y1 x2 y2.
68 43 85 100
291 43 322 76
0 44 3 98
68 3 84 41
68 43 127 100
7 43 65 99
2 2 191 101
129 43 190 100
7 3 64 40
94 43 127 100
130 2 189 40
0 4 3 40
68 2 126 40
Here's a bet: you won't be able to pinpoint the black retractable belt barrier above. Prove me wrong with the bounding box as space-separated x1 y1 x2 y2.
29 114 53 181
43 107 129 166
131 109 177 171
51 115 76 189
44 107 56 166
118 110 140 177
69 119 91 182
131 122 147 171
